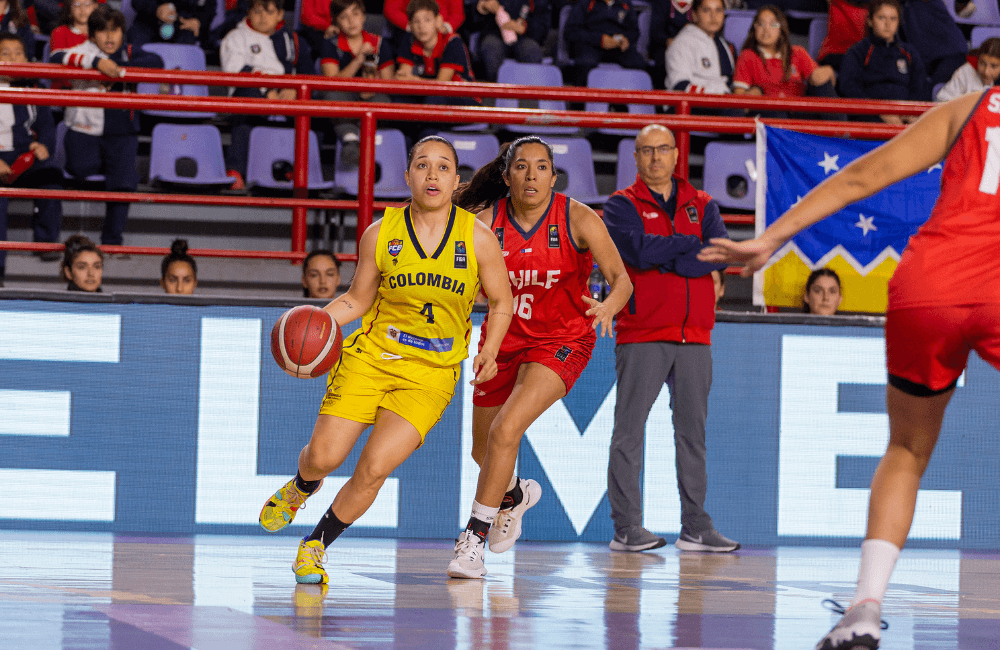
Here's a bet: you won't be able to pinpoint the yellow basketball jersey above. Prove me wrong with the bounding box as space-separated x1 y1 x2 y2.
349 204 480 368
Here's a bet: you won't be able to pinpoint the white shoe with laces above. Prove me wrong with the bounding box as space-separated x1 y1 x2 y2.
815 599 886 650
447 529 488 579
488 478 542 553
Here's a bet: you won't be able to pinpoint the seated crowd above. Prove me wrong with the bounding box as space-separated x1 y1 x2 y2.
0 0 994 291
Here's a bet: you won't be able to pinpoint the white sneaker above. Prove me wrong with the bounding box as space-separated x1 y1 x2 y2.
447 529 488 579
488 478 542 553
815 599 884 650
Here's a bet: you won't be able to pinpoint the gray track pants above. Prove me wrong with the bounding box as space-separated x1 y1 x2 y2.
608 341 715 533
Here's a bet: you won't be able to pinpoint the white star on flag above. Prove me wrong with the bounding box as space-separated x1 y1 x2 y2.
818 152 840 175
855 214 877 236
927 163 943 173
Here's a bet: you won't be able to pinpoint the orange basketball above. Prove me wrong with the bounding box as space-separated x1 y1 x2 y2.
270 305 343 379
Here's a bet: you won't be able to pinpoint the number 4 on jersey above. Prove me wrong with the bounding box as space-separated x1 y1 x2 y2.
420 303 436 324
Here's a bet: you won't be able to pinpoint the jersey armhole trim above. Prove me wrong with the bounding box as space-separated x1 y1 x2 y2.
942 88 991 162
564 195 587 255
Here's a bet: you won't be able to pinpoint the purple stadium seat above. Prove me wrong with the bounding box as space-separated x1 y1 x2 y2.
137 43 213 118
703 141 757 210
546 137 608 205
246 127 334 190
496 61 578 134
585 66 654 137
616 138 638 191
333 128 411 198
948 0 1000 25
54 122 105 183
972 25 1000 46
121 0 136 30
149 123 232 187
808 17 828 60
436 132 500 182
723 11 754 51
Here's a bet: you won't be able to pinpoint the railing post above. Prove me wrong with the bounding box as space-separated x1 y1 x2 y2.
291 83 311 258
357 111 376 246
676 99 691 180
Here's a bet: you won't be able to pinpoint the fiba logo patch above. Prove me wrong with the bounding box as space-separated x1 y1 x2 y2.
388 239 403 257
495 227 504 249
454 240 467 269
548 224 560 248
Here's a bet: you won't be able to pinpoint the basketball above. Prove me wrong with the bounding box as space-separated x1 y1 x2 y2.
270 305 343 379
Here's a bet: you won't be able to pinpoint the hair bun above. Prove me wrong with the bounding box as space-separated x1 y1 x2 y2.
170 239 189 256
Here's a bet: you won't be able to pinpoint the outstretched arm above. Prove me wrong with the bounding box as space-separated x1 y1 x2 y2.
323 221 382 327
472 218 514 384
698 91 982 274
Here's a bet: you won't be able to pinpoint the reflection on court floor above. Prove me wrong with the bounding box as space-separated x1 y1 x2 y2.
2 532 998 650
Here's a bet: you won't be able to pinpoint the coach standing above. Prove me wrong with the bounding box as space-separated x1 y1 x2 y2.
603 124 739 553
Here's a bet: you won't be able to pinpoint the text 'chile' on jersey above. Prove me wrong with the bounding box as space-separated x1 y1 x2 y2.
485 192 595 350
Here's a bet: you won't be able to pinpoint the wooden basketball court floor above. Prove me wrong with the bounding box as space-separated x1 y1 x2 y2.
2 531 999 650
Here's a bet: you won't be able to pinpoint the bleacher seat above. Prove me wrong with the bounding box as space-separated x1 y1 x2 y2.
585 66 654 136
972 25 1000 46
948 0 1000 25
555 5 573 67
333 128 411 198
436 132 500 183
210 0 227 32
149 123 232 188
137 44 213 118
546 137 608 205
636 7 652 62
724 11 754 50
616 138 638 191
496 61 578 134
54 122 105 183
703 141 756 210
246 127 334 190
808 17 828 60
121 0 136 30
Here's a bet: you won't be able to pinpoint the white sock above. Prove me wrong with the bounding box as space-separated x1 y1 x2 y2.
471 500 500 526
851 538 900 608
506 474 518 492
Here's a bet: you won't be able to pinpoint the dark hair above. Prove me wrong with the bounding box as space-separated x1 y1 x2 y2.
0 34 26 51
742 6 793 82
974 37 1000 61
88 4 126 35
453 136 554 213
3 0 29 32
802 268 841 313
406 134 459 168
161 239 197 281
867 0 901 30
329 0 364 20
59 0 96 27
62 234 103 282
406 0 440 21
302 249 340 297
692 0 725 15
248 0 284 11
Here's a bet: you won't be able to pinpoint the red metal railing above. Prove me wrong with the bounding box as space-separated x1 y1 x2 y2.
0 63 930 261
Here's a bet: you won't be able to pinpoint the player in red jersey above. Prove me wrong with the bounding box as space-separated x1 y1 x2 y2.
446 136 632 578
699 88 997 650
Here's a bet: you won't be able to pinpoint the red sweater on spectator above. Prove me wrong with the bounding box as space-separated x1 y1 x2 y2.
50 25 89 52
733 45 818 97
817 0 867 62
299 0 332 32
384 0 464 33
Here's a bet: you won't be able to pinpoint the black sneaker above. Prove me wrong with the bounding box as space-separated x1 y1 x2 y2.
674 528 740 552
609 526 667 552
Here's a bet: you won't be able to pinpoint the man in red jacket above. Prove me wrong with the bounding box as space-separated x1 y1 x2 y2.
603 124 739 553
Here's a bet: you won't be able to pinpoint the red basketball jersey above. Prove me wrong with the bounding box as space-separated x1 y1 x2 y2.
890 88 1000 309
481 193 596 351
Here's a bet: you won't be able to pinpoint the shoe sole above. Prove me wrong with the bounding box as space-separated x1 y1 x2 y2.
674 539 740 552
294 573 328 584
446 564 487 579
817 633 879 650
609 537 667 552
489 479 542 553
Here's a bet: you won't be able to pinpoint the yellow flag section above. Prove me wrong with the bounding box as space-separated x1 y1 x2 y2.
762 246 898 313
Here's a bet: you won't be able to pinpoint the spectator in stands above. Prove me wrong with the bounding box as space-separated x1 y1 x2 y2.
160 238 198 294
220 0 312 188
298 0 338 57
734 6 836 99
816 0 868 73
0 35 62 285
603 124 739 554
383 0 464 55
62 234 103 292
564 0 645 87
395 0 477 103
649 0 693 89
209 0 247 48
802 267 842 314
319 0 394 169
31 0 65 35
466 0 549 82
936 37 1000 102
899 0 967 87
128 0 216 49
51 5 164 248
838 0 928 122
50 0 99 52
0 0 36 58
302 248 341 298
665 0 735 94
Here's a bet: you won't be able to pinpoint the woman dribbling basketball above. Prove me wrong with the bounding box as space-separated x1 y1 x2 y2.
259 135 514 585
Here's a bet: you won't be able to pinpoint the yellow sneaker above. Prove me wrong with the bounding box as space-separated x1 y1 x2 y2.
260 477 321 532
293 538 329 584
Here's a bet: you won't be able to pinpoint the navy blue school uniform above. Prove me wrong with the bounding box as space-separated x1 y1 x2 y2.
1 9 35 59
565 0 645 85
318 31 394 75
839 34 929 103
129 0 217 48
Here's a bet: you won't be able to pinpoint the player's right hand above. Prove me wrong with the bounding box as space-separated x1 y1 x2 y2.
697 237 779 277
470 351 497 385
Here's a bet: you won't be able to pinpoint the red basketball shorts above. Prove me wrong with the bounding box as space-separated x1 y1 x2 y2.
885 304 1000 395
472 335 595 407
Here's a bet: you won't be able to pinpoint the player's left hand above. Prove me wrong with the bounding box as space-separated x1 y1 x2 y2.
697 237 779 276
582 294 614 338
470 351 497 385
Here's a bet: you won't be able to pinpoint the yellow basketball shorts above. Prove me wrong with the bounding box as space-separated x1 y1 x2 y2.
318 350 459 442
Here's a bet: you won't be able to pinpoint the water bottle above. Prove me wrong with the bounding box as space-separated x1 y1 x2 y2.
588 264 604 301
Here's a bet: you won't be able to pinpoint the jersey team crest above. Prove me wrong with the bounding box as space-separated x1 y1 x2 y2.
388 239 403 256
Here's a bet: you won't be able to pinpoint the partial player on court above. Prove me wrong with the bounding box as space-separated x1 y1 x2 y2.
258 135 514 585
447 136 632 579
699 88 1000 650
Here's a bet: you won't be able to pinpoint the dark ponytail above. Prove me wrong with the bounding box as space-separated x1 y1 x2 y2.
453 136 555 213
161 239 197 280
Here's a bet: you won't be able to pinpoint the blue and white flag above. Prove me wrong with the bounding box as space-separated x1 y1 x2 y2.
754 124 942 312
